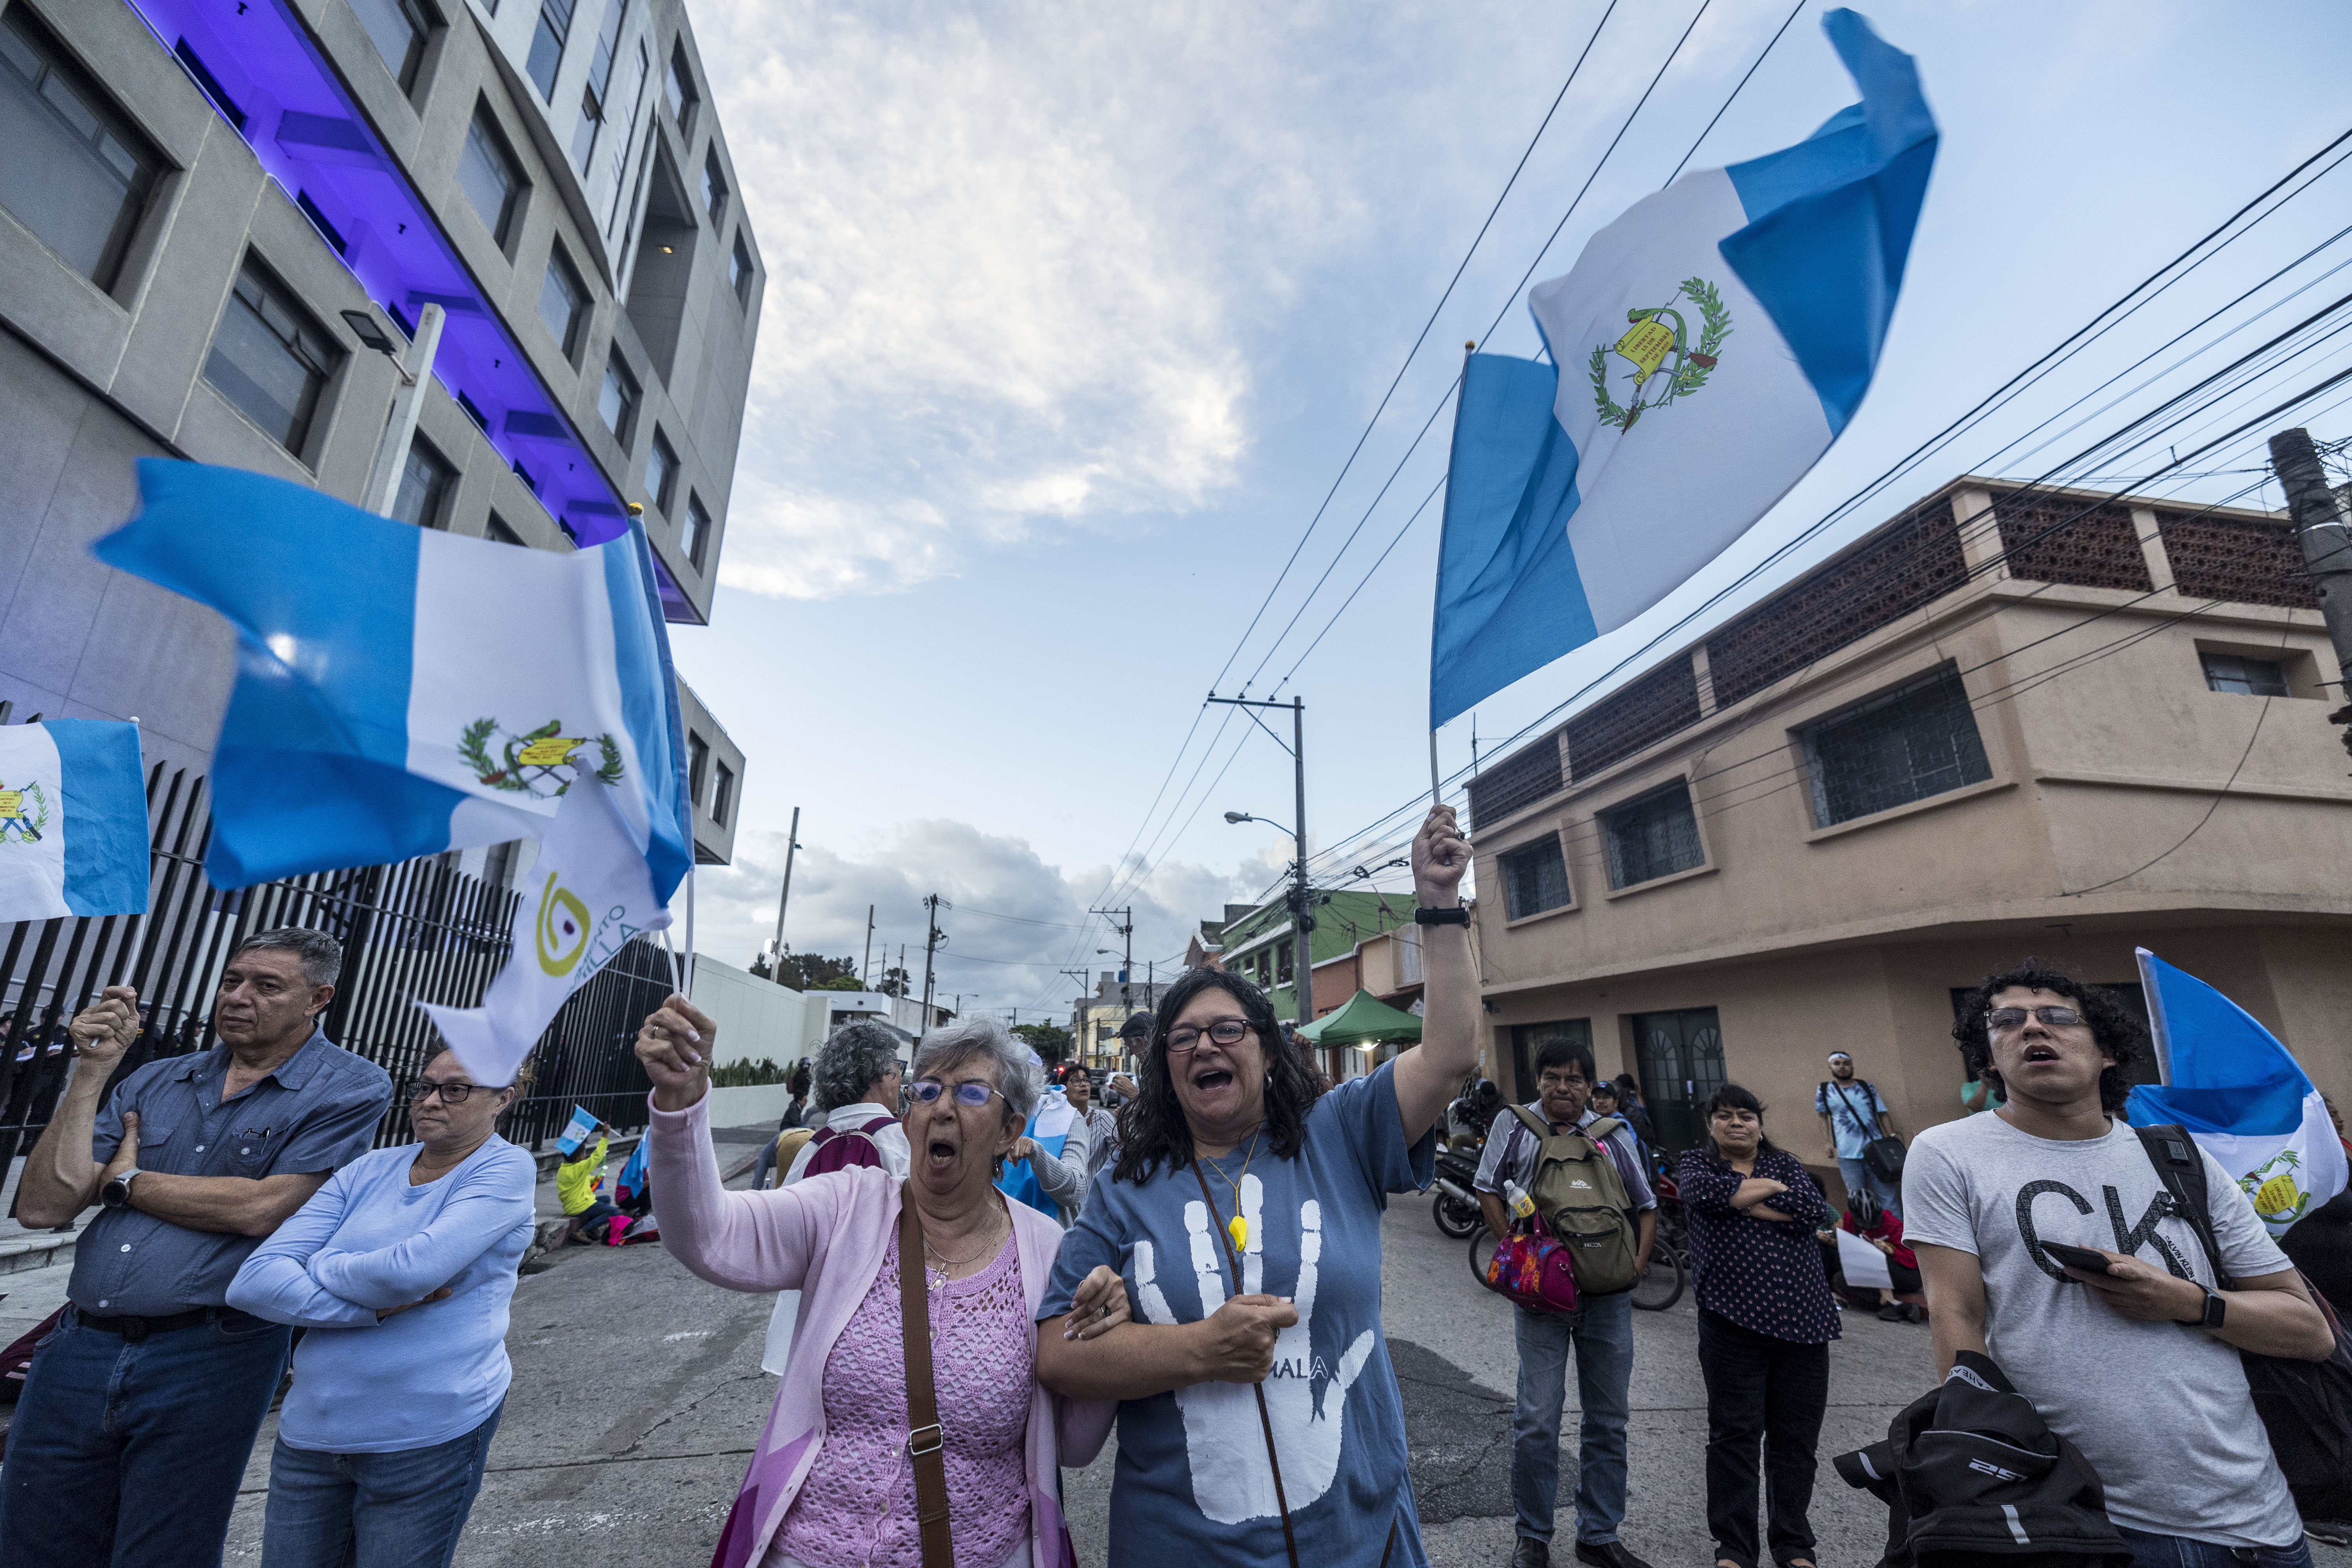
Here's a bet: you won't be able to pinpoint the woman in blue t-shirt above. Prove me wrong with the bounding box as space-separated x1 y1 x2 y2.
1036 805 1477 1568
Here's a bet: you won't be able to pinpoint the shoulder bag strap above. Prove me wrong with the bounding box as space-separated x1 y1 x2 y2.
1190 1160 1300 1568
1830 1082 1881 1139
897 1195 954 1568
2132 1123 2232 1287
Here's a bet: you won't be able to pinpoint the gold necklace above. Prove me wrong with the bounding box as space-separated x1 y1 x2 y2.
1198 1123 1263 1253
920 1210 1003 1287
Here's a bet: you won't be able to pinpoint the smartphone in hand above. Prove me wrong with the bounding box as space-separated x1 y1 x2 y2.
2041 1240 2115 1277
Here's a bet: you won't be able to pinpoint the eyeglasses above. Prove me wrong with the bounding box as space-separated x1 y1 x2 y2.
1165 1018 1252 1054
412 1079 506 1103
1985 1006 2083 1036
909 1079 1002 1108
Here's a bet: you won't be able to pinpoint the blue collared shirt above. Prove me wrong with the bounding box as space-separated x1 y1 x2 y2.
71 1028 392 1317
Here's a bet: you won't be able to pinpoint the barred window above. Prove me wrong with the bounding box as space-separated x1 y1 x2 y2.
1501 835 1570 920
1602 781 1702 890
1802 665 1991 828
2201 653 2288 697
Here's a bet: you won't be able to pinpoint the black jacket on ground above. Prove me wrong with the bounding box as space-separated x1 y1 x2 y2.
1835 1350 2131 1568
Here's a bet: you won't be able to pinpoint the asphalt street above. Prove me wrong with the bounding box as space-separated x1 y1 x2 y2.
73 1143 2319 1567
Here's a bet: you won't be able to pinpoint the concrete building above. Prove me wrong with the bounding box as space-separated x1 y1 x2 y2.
1069 969 1170 1072
1215 889 1419 1024
0 0 758 870
1465 477 2350 1167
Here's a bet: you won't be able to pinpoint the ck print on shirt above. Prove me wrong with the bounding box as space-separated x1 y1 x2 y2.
1132 1173 1377 1524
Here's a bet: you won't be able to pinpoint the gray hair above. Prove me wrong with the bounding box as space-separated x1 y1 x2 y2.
911 1016 1040 1127
230 927 343 989
815 1023 903 1112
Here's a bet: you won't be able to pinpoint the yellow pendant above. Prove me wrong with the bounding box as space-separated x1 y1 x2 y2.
1228 1215 1248 1252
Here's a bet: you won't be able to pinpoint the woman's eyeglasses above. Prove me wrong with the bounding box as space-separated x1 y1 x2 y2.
1165 1018 1252 1054
909 1079 1002 1108
1985 1006 2082 1036
412 1079 505 1103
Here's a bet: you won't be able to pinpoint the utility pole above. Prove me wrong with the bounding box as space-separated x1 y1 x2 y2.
769 807 801 986
2269 428 2352 762
1059 967 1091 1067
861 904 875 989
919 894 949 1027
1206 693 1315 1027
1090 905 1134 1021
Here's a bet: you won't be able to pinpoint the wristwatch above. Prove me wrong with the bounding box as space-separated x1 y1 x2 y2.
100 1169 142 1209
1414 905 1470 926
2197 1288 2228 1330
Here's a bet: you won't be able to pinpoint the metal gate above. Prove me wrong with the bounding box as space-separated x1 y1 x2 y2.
0 757 673 1168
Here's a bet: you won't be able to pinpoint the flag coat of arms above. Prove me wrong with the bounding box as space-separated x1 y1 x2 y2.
1431 9 1937 727
2126 947 2348 1239
0 719 150 921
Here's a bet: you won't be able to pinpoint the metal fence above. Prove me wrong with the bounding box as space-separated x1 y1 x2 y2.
0 755 673 1173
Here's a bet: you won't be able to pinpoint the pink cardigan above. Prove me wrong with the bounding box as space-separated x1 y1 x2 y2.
647 1092 1114 1568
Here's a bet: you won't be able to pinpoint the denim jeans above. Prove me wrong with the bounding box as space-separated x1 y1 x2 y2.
1696 1308 1828 1568
1836 1157 1901 1217
0 1304 292 1568
2115 1525 2315 1568
260 1401 505 1568
1511 1289 1634 1546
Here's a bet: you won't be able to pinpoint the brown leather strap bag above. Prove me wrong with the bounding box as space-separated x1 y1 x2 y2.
898 1197 954 1568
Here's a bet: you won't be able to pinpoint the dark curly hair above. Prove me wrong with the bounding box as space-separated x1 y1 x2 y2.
1951 958 2147 1114
1111 966 1327 1185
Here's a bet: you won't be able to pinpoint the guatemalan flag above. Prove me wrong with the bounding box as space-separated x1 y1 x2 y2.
0 720 150 921
1430 10 1936 728
94 459 692 1082
999 1082 1077 1218
2126 948 2348 1240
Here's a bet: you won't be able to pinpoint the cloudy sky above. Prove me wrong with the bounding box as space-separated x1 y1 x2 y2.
660 0 2352 1021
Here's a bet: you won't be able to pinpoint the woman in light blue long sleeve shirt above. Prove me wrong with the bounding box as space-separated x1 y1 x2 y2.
229 1045 537 1568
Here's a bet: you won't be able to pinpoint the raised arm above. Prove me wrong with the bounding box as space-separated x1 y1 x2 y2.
16 988 139 1226
1390 804 1477 1142
307 1159 535 1309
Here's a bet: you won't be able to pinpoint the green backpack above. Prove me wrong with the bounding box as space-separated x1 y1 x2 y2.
1508 1106 1641 1296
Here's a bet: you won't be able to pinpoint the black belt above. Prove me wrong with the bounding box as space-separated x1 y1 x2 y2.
71 1304 243 1341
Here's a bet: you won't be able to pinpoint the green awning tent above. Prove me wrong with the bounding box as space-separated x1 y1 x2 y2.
1296 988 1423 1047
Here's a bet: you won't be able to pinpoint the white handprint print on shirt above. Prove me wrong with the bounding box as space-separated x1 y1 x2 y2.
1132 1174 1378 1524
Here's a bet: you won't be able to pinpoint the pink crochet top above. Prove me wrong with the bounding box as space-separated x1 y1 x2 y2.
769 1227 1033 1568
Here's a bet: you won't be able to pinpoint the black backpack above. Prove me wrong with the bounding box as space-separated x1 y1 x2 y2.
2136 1123 2352 1528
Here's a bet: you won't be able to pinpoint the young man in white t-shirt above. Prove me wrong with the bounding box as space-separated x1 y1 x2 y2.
1905 962 2335 1568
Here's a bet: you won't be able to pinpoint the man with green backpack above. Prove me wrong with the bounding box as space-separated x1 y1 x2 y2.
1474 1037 1659 1568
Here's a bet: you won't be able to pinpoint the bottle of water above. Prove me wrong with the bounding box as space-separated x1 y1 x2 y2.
1503 1179 1536 1222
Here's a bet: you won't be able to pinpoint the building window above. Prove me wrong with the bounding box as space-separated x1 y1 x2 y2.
663 40 696 125
711 762 733 827
1801 664 1992 828
203 257 343 455
391 437 454 528
2201 652 2289 697
701 147 726 223
680 490 708 568
1276 940 1294 987
598 352 639 443
486 512 525 546
730 232 753 305
537 244 585 358
687 731 709 807
457 107 523 247
1602 780 1703 890
644 427 677 513
568 0 623 171
1501 835 1570 920
526 0 576 100
0 9 163 290
350 0 436 92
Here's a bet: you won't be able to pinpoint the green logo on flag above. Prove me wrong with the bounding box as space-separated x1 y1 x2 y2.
459 719 623 798
0 779 49 843
1588 276 1732 431
2239 1148 2310 1230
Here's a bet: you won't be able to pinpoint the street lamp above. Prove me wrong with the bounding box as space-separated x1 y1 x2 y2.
1223 810 1296 835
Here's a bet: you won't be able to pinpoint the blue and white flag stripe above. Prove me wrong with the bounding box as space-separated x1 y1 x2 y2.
0 720 150 921
2127 946 2348 1239
94 460 690 899
1431 9 1935 728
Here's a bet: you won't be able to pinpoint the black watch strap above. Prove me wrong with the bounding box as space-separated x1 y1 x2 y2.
1413 905 1470 926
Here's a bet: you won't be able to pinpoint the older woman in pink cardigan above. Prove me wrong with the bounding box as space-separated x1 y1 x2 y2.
636 998 1127 1568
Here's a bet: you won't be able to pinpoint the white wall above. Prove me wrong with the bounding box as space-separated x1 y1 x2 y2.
691 956 830 1068
705 1084 800 1129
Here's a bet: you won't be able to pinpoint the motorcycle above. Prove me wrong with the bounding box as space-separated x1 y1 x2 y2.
1430 1078 1496 1239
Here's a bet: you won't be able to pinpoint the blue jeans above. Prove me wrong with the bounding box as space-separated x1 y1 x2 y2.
260 1401 505 1568
0 1304 292 1567
1837 1157 1900 1217
1511 1289 1634 1546
2116 1526 2314 1568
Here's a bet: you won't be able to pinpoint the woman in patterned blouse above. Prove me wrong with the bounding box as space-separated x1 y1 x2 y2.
1676 1085 1838 1568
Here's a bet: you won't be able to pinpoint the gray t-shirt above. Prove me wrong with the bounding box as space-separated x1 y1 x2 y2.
1903 1112 2299 1548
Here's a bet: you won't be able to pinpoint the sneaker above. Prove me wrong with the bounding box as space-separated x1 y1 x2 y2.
1877 1303 1906 1322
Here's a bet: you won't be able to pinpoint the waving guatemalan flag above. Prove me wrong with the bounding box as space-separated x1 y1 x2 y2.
2126 947 2348 1240
94 459 691 1082
1430 10 1936 728
0 720 150 921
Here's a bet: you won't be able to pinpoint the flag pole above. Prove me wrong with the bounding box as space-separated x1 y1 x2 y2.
682 866 697 998
1429 728 1442 809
